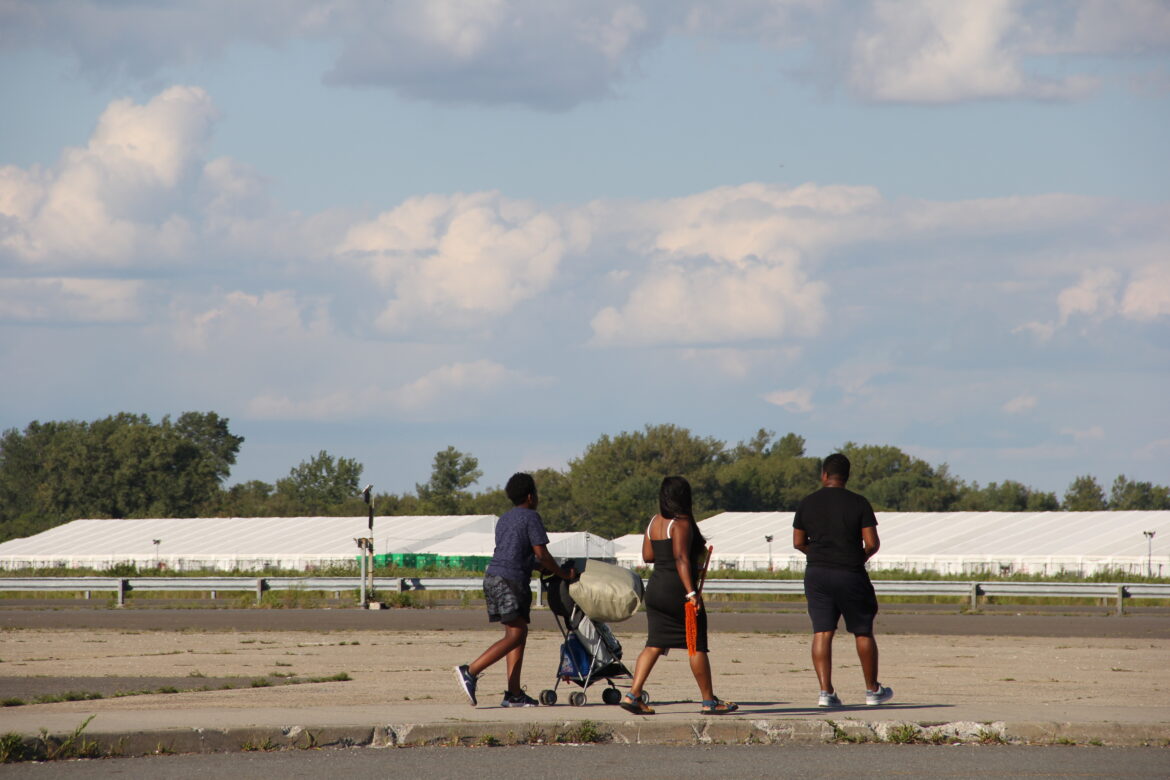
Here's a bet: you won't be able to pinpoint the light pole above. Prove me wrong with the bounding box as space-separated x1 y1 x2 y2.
152 539 161 568
765 535 774 572
1144 531 1156 578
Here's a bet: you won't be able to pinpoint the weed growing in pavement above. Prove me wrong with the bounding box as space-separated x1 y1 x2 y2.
2 699 24 708
884 724 921 744
826 720 870 744
976 728 1006 745
241 736 279 752
554 720 610 744
33 691 103 704
474 734 502 747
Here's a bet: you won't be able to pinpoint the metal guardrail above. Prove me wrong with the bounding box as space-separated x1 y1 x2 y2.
0 577 1166 613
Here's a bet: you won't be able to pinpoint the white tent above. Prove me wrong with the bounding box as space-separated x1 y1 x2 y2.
414 531 614 561
0 515 617 571
614 511 1170 576
0 515 497 572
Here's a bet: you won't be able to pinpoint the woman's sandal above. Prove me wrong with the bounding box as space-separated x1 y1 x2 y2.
700 698 739 715
620 693 655 715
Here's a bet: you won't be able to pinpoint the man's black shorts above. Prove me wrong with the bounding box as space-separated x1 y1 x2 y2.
803 566 878 635
482 573 532 624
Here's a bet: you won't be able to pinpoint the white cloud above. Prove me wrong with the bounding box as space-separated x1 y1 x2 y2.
591 263 826 346
171 289 332 353
0 86 215 266
848 0 1097 103
1060 425 1105 442
1057 268 1119 324
677 346 801 380
832 361 893 397
762 387 814 414
1120 263 1170 321
338 192 584 332
5 2 1167 108
1003 394 1037 415
0 278 145 322
247 359 547 421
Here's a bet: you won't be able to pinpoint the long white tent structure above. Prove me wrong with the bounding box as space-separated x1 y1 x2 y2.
2 511 1167 575
0 515 498 572
614 511 1170 576
0 516 618 571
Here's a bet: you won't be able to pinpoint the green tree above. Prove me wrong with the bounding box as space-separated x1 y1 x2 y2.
838 443 961 511
275 450 364 514
715 430 819 511
528 467 586 531
0 412 244 541
955 480 1060 512
1108 475 1170 510
567 424 727 537
1063 475 1108 511
416 446 483 514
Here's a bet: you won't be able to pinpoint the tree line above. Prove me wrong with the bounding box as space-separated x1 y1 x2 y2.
1 415 1167 542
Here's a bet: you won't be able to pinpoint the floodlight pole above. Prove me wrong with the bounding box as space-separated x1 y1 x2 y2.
153 539 161 569
765 535 774 572
361 485 376 605
1144 531 1156 578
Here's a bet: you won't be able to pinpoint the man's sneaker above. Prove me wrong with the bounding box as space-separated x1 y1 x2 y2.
865 684 894 706
500 691 539 708
454 665 478 707
818 691 842 708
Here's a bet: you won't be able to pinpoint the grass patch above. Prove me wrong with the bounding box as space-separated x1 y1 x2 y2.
33 691 103 704
554 720 610 744
1 716 106 763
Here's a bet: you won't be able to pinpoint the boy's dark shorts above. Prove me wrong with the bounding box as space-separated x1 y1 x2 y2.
483 573 532 624
803 566 878 635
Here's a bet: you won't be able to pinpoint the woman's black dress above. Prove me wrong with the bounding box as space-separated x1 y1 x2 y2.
644 521 708 652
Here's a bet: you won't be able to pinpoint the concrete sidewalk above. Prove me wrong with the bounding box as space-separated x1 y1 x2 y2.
1 616 1167 753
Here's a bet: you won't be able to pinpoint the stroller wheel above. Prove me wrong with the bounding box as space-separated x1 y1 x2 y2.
640 690 651 705
539 689 557 706
602 687 622 705
569 691 587 707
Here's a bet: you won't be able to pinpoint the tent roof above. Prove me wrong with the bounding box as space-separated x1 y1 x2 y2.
613 511 1170 559
0 515 498 558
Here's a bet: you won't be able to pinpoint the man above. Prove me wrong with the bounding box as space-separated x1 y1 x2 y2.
793 453 893 707
454 472 576 708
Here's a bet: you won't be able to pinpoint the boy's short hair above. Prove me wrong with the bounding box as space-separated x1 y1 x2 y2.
822 453 851 481
505 472 537 506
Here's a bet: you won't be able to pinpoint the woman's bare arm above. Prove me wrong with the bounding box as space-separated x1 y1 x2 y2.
672 519 698 598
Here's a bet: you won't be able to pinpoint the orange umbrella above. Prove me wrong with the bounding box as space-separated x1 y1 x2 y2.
685 545 714 656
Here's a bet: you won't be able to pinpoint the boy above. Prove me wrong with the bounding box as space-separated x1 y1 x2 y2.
455 472 576 707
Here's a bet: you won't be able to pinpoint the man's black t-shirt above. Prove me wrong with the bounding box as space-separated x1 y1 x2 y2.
793 487 877 572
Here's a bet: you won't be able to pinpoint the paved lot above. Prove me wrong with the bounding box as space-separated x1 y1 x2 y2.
2 744 1168 780
0 607 1167 755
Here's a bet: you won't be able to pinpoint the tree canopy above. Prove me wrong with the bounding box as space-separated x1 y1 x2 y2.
2 414 1167 543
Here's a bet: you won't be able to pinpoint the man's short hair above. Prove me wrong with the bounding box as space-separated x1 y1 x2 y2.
822 453 851 481
505 472 536 506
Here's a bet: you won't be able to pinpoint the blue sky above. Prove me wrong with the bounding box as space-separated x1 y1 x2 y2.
1 0 1168 497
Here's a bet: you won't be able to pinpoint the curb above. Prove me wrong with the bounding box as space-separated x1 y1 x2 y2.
11 718 1170 758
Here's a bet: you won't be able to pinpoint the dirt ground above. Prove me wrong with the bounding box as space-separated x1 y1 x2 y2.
2 610 1168 715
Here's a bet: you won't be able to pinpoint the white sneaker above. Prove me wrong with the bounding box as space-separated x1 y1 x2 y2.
818 691 842 708
865 684 893 706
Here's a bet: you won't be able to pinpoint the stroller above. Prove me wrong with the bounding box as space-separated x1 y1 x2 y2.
538 563 649 707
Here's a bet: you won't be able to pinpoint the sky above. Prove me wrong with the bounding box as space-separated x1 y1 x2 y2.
1 0 1168 498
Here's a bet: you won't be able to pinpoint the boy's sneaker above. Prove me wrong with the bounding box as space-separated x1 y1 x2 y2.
865 684 894 706
454 665 478 707
500 691 539 707
818 691 842 708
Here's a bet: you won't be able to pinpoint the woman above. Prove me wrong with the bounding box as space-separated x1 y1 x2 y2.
621 476 738 715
